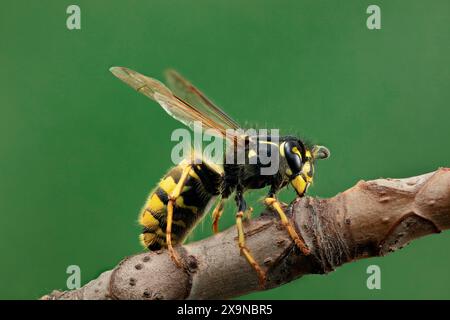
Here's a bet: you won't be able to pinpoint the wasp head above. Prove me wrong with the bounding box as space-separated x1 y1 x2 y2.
280 138 330 197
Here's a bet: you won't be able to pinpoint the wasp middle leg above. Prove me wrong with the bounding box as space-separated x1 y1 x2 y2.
235 191 266 286
212 198 225 234
264 192 311 256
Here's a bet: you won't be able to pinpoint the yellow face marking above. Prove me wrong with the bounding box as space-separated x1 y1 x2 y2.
285 168 292 176
306 150 312 159
291 174 307 196
140 211 160 229
159 176 177 194
292 146 302 159
146 194 165 213
302 162 313 181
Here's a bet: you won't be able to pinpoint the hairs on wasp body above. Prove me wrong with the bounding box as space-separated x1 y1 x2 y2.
110 67 330 286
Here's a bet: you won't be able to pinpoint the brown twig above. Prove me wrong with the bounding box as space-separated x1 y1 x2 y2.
42 168 450 300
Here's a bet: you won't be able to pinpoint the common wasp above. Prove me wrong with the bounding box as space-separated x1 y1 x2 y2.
110 67 330 285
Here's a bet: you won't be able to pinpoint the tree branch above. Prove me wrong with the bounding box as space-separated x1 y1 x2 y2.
42 168 450 300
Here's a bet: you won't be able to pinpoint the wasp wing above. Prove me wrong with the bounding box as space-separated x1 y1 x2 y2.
165 69 241 131
110 67 243 143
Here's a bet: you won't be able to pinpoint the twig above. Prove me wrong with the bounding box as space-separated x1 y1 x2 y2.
42 168 450 300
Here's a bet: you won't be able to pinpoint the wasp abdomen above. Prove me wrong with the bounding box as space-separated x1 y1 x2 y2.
139 163 219 251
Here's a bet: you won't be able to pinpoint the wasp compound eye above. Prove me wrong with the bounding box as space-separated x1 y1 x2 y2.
284 141 302 174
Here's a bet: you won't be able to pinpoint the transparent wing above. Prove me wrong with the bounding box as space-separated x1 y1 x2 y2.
164 69 241 130
110 67 243 143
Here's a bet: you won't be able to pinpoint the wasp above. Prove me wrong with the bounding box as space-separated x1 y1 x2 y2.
110 67 330 285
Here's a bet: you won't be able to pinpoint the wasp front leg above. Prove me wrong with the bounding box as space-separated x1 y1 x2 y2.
166 164 192 267
235 192 266 286
264 193 311 256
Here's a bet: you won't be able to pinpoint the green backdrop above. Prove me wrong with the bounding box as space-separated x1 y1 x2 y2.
1 0 449 299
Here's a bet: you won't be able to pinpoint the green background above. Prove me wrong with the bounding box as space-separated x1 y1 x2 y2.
0 0 449 299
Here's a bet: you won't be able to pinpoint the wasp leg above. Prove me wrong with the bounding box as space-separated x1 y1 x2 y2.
235 193 266 286
212 198 225 234
264 196 311 255
166 164 192 267
244 206 253 221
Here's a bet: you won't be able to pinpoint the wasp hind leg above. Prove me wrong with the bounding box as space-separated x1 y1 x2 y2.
264 194 311 256
166 164 192 267
235 192 266 286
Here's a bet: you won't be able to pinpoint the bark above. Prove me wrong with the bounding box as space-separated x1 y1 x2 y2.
42 168 450 300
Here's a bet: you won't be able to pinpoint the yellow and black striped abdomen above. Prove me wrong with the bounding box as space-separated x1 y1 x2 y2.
139 163 219 251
